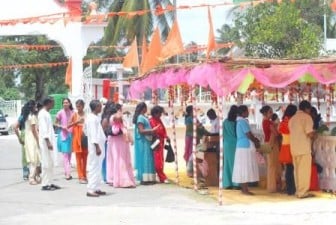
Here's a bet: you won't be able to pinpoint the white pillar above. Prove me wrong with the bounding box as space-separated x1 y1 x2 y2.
117 68 124 104
48 22 106 99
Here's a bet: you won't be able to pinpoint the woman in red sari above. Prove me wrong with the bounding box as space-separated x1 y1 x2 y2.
149 106 169 184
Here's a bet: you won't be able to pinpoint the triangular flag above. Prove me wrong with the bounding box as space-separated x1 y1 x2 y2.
332 0 336 12
123 37 139 68
141 28 162 75
140 37 147 69
206 7 216 60
160 20 184 61
65 57 72 91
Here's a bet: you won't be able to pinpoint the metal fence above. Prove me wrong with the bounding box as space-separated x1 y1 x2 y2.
0 99 22 118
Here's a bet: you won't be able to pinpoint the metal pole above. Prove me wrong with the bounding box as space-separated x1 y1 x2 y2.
324 0 327 48
173 0 179 64
173 0 177 20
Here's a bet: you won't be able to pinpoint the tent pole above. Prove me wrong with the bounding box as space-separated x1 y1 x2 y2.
218 96 224 205
169 87 179 184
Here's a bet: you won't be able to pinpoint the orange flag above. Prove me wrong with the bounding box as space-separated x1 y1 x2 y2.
206 7 216 60
140 37 148 69
123 37 139 68
160 20 184 61
141 28 162 75
65 57 72 91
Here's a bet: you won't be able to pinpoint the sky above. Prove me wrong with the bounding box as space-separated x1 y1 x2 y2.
176 0 235 45
0 0 237 45
0 0 67 20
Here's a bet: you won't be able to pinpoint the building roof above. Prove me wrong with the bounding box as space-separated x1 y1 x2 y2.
97 63 133 74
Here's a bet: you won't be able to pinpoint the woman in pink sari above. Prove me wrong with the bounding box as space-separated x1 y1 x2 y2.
107 103 135 188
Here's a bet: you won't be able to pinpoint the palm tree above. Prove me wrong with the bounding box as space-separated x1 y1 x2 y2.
103 0 174 47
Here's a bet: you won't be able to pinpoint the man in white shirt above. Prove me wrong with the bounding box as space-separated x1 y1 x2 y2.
38 97 60 191
85 100 106 197
207 108 220 134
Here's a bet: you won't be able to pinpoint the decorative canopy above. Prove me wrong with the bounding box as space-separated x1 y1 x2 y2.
129 58 336 98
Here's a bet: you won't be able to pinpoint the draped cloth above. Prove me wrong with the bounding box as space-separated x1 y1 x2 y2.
129 63 336 98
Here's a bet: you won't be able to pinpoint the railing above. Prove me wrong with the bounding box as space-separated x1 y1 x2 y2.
0 99 21 118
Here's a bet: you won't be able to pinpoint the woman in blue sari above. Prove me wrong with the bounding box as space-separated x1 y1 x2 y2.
222 105 239 189
132 102 158 184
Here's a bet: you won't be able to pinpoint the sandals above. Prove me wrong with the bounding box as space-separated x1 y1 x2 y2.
95 190 106 195
87 192 99 197
298 193 315 199
29 180 38 185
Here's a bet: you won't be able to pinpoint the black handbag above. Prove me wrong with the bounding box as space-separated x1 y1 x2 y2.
105 125 123 136
164 142 175 163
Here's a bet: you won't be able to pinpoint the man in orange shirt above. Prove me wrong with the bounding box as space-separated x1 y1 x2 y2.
288 100 315 198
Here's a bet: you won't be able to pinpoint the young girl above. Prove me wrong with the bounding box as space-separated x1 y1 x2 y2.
68 99 87 184
55 98 74 180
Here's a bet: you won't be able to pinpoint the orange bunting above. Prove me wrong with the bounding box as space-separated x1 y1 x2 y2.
206 7 216 60
155 4 165 16
141 28 162 75
65 57 72 90
159 20 184 61
0 1 275 27
0 57 124 70
123 37 139 68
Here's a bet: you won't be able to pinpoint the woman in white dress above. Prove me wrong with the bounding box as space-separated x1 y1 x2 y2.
232 105 260 195
23 100 41 185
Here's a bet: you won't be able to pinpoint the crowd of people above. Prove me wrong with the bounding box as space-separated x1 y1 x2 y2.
222 100 320 198
14 97 171 197
14 95 321 199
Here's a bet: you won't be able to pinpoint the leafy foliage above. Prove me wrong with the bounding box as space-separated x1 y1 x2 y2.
218 0 326 59
104 0 174 47
0 36 68 101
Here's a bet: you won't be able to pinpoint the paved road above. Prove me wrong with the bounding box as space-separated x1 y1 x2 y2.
0 134 336 225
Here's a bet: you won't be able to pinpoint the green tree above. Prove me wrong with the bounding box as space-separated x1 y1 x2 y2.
104 0 174 47
217 1 336 59
230 1 323 59
216 24 239 55
0 36 68 101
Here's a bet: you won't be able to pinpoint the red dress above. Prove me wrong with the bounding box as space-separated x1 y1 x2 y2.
262 119 272 143
149 117 168 182
278 117 293 164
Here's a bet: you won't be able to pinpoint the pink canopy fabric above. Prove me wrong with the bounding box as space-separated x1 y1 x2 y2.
129 62 336 98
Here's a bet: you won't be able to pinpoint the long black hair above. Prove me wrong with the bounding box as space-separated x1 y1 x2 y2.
101 100 115 121
132 102 147 124
19 100 36 130
184 105 193 118
227 105 238 121
260 105 272 115
62 98 73 111
282 104 297 120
